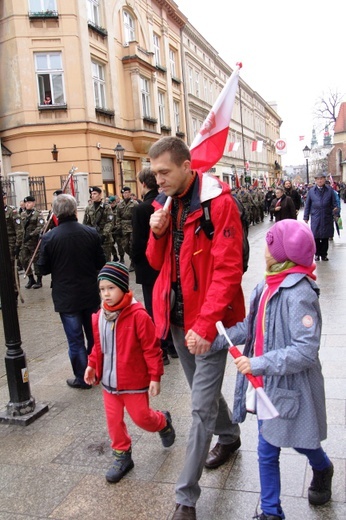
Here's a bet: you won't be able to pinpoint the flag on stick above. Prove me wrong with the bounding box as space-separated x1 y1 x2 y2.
299 136 305 141
235 172 241 189
228 141 240 152
190 63 242 173
251 140 263 153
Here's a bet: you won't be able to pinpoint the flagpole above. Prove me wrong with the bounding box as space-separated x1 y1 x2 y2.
239 86 246 186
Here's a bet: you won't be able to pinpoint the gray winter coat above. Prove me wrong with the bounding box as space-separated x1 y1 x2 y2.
303 185 335 238
213 273 327 449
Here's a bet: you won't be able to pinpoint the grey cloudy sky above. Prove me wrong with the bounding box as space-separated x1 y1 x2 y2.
177 0 345 166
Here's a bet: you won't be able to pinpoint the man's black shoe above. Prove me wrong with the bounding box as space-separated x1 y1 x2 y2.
66 378 92 389
159 411 176 447
205 438 241 469
172 504 196 520
321 256 329 261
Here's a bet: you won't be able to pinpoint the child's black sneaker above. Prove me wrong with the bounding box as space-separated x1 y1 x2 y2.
308 462 334 505
105 448 134 483
159 411 176 447
255 514 281 520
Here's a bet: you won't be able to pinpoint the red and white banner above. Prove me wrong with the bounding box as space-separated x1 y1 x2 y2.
251 140 263 153
275 139 287 155
228 141 240 152
190 63 242 173
245 161 250 172
235 172 241 188
299 135 305 141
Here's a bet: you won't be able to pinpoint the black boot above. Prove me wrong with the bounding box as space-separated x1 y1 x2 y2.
32 275 42 289
25 275 36 289
308 463 334 505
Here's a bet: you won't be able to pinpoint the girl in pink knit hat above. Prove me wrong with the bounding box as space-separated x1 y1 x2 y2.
190 219 333 519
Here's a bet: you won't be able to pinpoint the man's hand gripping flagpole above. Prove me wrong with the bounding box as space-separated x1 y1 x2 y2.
215 321 279 420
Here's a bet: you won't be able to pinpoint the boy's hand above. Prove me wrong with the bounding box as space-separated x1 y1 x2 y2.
149 381 160 397
84 366 96 385
185 329 197 353
234 356 252 375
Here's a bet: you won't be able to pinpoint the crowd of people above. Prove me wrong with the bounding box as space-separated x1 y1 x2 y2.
2 137 342 519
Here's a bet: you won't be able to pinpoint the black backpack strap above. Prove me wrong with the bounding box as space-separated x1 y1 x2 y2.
198 199 214 240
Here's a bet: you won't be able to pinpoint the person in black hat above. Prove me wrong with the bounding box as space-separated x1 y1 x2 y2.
304 172 337 261
115 187 138 271
19 196 45 288
83 187 114 261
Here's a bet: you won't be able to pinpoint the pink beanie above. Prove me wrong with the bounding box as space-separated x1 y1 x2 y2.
266 220 316 266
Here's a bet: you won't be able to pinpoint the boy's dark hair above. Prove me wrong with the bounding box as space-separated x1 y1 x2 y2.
149 137 190 166
137 167 159 190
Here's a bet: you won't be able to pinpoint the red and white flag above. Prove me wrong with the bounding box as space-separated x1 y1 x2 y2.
190 63 242 173
299 136 305 141
251 140 263 153
228 141 240 152
235 172 241 188
245 161 250 172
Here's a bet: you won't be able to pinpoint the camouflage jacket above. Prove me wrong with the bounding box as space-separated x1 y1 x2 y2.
5 205 22 247
20 208 45 246
83 202 114 243
116 199 138 234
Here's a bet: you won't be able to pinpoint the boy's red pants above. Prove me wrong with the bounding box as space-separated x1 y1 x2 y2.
103 390 166 451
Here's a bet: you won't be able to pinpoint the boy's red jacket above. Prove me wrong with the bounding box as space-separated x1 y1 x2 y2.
88 302 163 390
146 173 245 342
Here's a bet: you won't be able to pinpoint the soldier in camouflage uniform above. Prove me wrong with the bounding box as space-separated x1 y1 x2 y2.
115 186 138 271
237 187 256 226
83 186 114 262
3 191 22 300
20 195 45 289
252 188 265 223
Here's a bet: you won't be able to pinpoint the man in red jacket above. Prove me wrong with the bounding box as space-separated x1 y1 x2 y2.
147 137 245 520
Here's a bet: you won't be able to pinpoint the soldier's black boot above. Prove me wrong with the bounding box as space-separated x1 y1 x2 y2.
32 275 42 289
25 275 36 289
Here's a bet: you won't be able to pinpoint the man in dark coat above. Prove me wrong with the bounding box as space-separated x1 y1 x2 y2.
38 194 106 389
270 186 296 222
303 172 337 261
131 168 177 365
284 180 301 215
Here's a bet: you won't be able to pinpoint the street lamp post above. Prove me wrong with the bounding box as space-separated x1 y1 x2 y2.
303 145 311 184
0 176 48 425
114 143 125 189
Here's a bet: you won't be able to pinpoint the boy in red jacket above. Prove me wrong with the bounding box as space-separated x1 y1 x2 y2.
84 262 175 483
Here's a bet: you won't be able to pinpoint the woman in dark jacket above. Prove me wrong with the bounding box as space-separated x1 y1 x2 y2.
269 186 296 222
303 172 337 261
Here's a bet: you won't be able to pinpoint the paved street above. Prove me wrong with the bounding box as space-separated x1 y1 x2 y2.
0 213 345 519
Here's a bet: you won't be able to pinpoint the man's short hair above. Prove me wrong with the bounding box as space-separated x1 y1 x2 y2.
148 137 190 166
137 167 159 190
53 194 77 219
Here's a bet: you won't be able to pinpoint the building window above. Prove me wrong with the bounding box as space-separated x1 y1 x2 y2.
195 71 200 97
158 91 165 126
92 61 106 109
141 77 151 118
35 52 65 105
188 66 193 93
169 48 176 78
204 77 208 102
123 11 135 44
173 100 180 132
29 0 57 13
192 118 197 138
87 0 100 26
153 33 161 66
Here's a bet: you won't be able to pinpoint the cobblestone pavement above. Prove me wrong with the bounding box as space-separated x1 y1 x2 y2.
0 213 345 519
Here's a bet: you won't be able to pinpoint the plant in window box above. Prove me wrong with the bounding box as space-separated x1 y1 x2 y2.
161 125 171 132
172 76 182 84
143 116 158 124
88 21 108 37
29 10 58 18
156 64 167 73
95 107 114 117
176 131 185 138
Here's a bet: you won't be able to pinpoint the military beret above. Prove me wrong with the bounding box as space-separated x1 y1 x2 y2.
121 186 131 193
24 196 35 202
89 186 102 194
109 196 116 202
53 189 63 196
